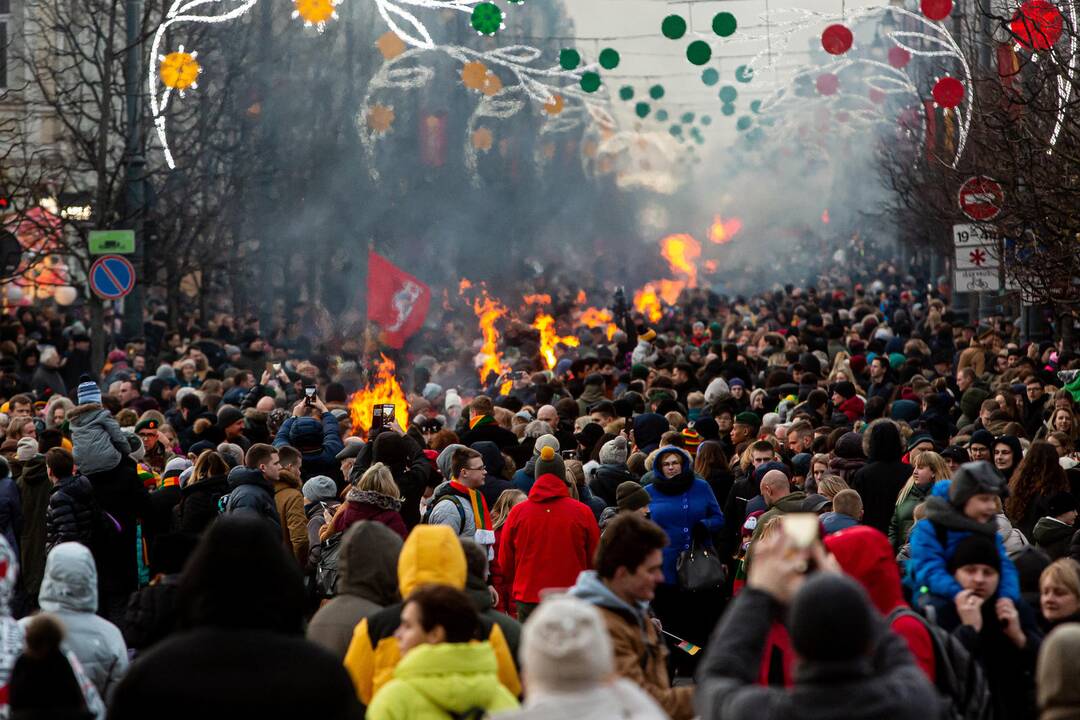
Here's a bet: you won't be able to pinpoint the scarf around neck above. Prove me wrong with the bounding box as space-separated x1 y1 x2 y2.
449 480 496 551
468 414 496 430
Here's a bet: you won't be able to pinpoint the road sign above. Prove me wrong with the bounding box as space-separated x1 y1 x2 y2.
956 245 996 270
954 268 1001 293
89 229 135 255
958 176 1004 221
88 255 135 300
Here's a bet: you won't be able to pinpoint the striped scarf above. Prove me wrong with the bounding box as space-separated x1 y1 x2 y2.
449 480 496 552
468 414 496 430
137 463 159 492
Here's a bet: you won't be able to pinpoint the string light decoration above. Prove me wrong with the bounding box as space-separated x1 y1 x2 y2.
149 0 538 169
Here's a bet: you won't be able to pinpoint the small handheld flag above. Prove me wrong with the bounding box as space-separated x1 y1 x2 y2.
661 629 701 656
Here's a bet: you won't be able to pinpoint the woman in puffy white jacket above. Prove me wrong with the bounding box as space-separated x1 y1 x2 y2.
21 543 128 700
494 596 668 720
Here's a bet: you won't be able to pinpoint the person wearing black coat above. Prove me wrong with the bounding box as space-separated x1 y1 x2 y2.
352 429 433 531
121 533 198 657
108 516 362 720
223 464 282 536
44 474 95 550
850 419 911 536
173 473 230 536
590 463 638 507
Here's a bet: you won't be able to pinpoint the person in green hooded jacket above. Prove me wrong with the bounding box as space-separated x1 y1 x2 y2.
367 584 519 720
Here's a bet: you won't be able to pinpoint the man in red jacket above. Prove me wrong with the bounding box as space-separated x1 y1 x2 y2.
500 445 599 622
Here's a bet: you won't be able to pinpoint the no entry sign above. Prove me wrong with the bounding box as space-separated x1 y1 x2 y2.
89 255 135 300
958 176 1004 222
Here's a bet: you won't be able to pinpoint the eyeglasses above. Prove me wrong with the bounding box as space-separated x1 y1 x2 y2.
138 432 156 438
465 464 486 473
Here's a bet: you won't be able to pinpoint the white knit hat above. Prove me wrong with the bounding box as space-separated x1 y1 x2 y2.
521 596 614 692
15 437 38 462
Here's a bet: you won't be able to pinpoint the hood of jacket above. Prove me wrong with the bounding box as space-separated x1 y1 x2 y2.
528 472 572 503
39 542 98 613
392 642 505 715
649 445 695 494
863 420 903 463
275 467 302 491
436 443 467 483
339 520 403 604
345 487 402 513
472 441 505 478
465 569 494 612
1033 516 1074 545
18 455 48 486
398 524 467 597
227 466 272 492
771 490 808 512
66 403 109 427
181 473 229 498
824 526 905 615
287 416 323 452
568 570 646 629
923 496 998 536
834 432 867 460
632 413 667 454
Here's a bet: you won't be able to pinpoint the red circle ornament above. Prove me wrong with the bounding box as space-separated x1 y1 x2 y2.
869 88 886 104
932 76 964 108
888 46 911 68
821 24 854 55
920 0 953 20
816 73 839 95
1010 0 1064 50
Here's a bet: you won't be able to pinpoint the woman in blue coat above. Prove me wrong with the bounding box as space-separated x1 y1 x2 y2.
646 445 724 676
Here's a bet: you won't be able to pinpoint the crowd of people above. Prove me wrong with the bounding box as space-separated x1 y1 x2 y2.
0 254 1074 719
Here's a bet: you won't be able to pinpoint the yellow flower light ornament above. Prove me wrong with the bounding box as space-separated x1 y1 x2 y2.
293 0 339 31
158 46 201 96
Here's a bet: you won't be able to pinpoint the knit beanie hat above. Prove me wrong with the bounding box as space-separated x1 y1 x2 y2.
968 429 995 450
599 436 628 466
76 376 101 406
949 461 1007 510
534 445 566 482
163 457 193 479
521 596 614 693
789 574 877 662
734 411 761 430
532 434 560 458
680 428 702 457
302 475 338 502
15 437 38 462
217 406 244 429
616 481 650 511
947 534 1001 573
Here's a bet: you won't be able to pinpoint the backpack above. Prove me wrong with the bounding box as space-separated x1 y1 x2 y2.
314 532 344 597
422 495 467 530
887 607 993 720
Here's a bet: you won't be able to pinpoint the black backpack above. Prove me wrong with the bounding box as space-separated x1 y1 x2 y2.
314 532 344 598
887 607 993 720
422 495 467 530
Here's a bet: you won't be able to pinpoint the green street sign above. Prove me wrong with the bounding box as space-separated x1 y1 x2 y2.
89 230 134 255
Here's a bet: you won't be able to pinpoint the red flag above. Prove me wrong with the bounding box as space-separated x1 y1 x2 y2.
367 251 430 349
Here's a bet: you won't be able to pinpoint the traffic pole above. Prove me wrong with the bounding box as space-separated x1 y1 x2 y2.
121 0 145 341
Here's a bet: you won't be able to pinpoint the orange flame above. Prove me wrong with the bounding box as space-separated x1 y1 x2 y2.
459 278 473 295
579 307 618 340
634 284 662 323
708 215 743 244
575 289 587 304
532 312 580 370
473 293 512 393
522 293 552 306
660 233 701 288
348 354 410 440
821 209 830 224
704 260 718 273
656 279 685 305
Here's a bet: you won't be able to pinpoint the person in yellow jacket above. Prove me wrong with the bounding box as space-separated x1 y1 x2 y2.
343 524 521 705
367 584 519 719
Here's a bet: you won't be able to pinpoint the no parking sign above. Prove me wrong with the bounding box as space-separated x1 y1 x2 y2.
88 255 135 300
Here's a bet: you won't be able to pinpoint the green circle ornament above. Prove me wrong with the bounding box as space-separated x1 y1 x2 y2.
701 68 720 86
580 71 601 93
471 3 503 35
713 12 737 37
559 48 581 70
599 48 620 70
686 41 712 65
662 15 687 39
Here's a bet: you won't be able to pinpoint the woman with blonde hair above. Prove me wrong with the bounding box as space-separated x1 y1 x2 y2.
324 462 406 540
491 489 528 616
888 450 949 552
173 450 231 535
815 474 849 501
1039 407 1078 445
1039 558 1080 630
43 396 74 429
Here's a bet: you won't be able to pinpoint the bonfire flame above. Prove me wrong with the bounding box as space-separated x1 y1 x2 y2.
634 284 663 323
532 313 580 370
708 215 743 244
458 278 473 295
348 354 410 439
821 209 830 224
575 289 587 304
656 279 685 305
660 233 701 288
522 293 551 306
578 307 618 340
473 293 512 394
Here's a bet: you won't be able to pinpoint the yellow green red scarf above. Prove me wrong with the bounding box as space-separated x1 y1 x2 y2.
468 414 496 430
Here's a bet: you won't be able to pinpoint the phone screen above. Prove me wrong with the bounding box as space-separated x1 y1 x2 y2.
372 404 394 431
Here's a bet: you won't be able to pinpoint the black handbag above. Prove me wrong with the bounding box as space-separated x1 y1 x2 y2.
676 525 727 592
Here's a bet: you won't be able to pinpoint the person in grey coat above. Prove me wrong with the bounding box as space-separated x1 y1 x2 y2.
67 380 131 477
694 532 938 720
22 542 128 700
306 521 402 659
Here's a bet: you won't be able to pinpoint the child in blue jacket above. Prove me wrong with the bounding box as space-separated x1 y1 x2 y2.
908 461 1020 603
